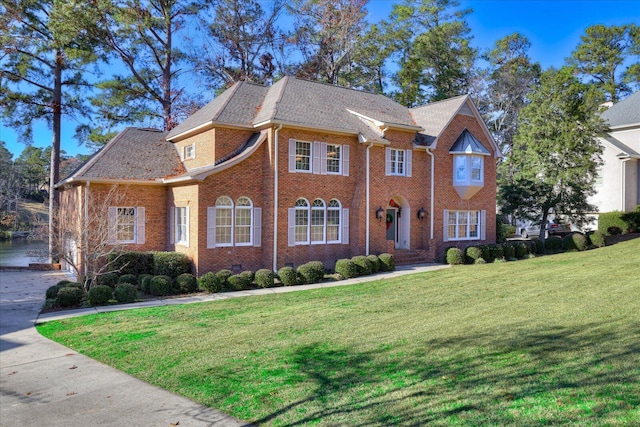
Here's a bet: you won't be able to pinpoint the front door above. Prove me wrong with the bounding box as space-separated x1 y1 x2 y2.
385 208 399 247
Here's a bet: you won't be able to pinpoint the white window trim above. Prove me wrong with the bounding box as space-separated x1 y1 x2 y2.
453 154 485 186
325 144 342 175
311 199 326 244
235 198 253 247
174 206 189 247
108 206 145 245
214 197 234 248
288 199 348 246
385 148 412 177
327 200 342 244
289 139 349 176
183 143 195 160
443 209 486 241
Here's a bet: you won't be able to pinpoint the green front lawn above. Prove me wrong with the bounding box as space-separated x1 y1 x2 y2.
37 239 640 426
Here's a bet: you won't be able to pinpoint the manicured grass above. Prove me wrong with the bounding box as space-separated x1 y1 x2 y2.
37 239 640 426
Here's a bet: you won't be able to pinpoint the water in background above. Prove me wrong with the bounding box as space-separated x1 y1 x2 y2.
0 240 48 267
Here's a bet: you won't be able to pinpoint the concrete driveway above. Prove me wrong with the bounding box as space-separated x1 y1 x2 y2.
0 270 249 427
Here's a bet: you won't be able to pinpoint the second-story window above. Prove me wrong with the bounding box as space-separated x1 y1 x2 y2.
385 148 412 177
295 141 312 172
326 144 341 174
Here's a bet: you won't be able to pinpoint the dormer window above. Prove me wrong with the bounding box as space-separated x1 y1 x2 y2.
450 129 489 199
183 143 195 160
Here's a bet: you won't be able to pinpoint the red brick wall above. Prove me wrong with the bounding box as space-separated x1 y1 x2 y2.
430 114 498 259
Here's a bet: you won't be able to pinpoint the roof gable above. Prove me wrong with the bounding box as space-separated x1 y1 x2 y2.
58 128 184 184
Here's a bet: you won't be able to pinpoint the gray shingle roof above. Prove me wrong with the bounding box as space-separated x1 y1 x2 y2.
601 92 640 128
168 77 420 139
63 128 184 182
449 129 491 154
410 95 468 140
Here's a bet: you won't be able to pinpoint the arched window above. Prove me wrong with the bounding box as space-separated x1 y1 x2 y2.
311 199 326 243
215 196 233 246
235 197 253 245
327 199 341 243
295 198 310 244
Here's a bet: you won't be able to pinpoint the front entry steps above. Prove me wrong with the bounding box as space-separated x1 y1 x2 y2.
393 249 431 265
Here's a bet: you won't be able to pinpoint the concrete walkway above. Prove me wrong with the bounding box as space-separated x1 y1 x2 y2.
1 263 448 426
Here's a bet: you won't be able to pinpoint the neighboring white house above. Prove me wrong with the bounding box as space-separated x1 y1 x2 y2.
589 92 640 220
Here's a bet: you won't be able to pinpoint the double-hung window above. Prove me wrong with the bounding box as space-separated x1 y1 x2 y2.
444 210 486 241
183 143 195 160
295 141 312 172
207 196 260 248
385 148 412 176
235 197 253 245
289 139 349 176
107 207 145 244
311 199 326 243
325 144 341 174
289 198 348 246
174 207 189 246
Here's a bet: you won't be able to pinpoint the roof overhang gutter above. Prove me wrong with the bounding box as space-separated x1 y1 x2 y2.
167 121 255 142
55 178 165 188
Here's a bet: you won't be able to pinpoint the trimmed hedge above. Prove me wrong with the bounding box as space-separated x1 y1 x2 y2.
446 247 465 265
108 251 154 276
216 269 233 288
502 243 516 260
297 261 325 284
88 285 113 306
45 280 73 299
563 232 588 252
176 273 198 293
465 246 483 264
598 211 630 235
118 274 137 285
545 236 563 252
255 269 275 288
588 230 606 248
227 274 251 290
352 255 373 276
198 272 223 293
378 253 395 271
513 241 528 259
153 252 192 277
114 283 137 303
277 267 298 286
335 259 358 279
98 272 119 289
366 255 381 273
150 275 173 296
138 274 153 291
56 286 84 307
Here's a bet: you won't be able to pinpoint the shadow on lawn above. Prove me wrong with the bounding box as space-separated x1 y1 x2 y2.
252 322 640 426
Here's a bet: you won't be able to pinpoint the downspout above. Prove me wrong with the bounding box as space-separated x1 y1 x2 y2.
84 180 90 279
365 140 374 255
273 123 283 272
426 148 435 239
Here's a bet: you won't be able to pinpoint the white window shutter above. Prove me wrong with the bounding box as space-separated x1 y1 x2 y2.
184 207 190 248
289 139 296 172
207 207 216 248
169 208 175 244
192 143 196 158
136 207 145 245
443 209 449 242
321 142 328 175
288 208 296 246
253 207 262 247
406 149 412 177
313 141 321 174
480 210 486 240
342 145 349 176
107 207 117 244
342 208 349 244
385 147 391 175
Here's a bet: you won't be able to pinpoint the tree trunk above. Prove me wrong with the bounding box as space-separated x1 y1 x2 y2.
48 50 63 263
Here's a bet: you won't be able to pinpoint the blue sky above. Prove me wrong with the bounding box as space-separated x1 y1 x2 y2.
1 0 638 159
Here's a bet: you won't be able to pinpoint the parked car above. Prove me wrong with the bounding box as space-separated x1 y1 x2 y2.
519 219 572 238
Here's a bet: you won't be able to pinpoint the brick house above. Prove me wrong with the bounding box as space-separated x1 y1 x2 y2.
56 77 501 275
